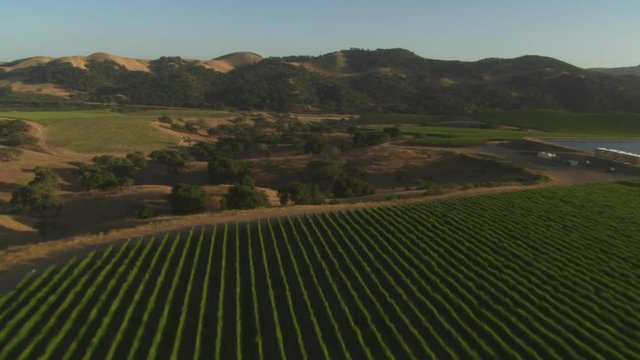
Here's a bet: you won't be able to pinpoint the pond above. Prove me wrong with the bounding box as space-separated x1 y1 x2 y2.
547 139 640 154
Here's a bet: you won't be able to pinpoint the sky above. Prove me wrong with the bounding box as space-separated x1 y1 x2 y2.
2 0 639 68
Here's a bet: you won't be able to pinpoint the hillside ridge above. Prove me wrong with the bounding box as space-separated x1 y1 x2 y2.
592 64 640 77
2 48 640 113
0 51 264 74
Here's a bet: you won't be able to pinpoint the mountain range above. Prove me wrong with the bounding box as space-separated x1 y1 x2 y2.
1 48 639 113
591 65 640 77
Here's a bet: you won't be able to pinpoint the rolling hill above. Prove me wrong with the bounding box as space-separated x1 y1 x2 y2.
214 52 263 67
2 48 640 113
0 51 262 75
1 182 639 358
591 64 640 77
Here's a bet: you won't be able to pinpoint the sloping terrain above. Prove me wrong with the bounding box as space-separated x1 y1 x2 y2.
2 48 640 113
0 51 262 75
0 182 639 358
0 53 150 73
591 64 640 77
214 52 263 68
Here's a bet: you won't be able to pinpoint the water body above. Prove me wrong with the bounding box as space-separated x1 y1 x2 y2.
548 139 640 154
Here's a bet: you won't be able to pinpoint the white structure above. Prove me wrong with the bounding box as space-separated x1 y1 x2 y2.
595 148 640 165
537 151 557 159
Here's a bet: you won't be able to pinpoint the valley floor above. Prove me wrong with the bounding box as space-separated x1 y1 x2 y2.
1 110 639 289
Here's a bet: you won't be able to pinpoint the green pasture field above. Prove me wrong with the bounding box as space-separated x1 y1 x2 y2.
45 116 179 153
364 110 640 146
1 181 639 358
0 109 232 153
121 109 233 119
358 113 442 125
0 110 116 124
367 125 554 146
475 110 640 137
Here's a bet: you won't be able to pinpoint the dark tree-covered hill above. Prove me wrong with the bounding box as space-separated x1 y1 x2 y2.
2 48 640 113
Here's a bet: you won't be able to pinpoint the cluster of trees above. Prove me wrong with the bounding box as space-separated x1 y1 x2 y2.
277 172 374 204
278 182 325 205
221 176 269 210
204 113 349 157
171 122 199 134
2 113 389 226
168 183 209 215
4 125 380 229
206 115 284 154
205 113 401 159
134 204 160 219
167 175 269 215
332 176 374 198
149 149 192 173
79 152 147 190
350 126 401 148
207 155 248 184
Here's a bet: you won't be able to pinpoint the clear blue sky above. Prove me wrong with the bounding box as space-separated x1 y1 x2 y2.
2 0 639 68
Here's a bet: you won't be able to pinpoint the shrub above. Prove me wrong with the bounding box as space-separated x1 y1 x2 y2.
207 155 248 184
222 176 269 210
352 131 390 148
1 132 37 147
33 219 62 240
170 123 198 133
421 181 445 195
254 143 271 156
383 125 401 138
134 204 160 219
126 151 148 169
5 119 30 133
168 183 209 215
78 165 120 190
307 159 344 181
0 119 36 147
158 116 173 124
252 114 269 128
332 176 374 198
189 141 218 161
150 149 192 173
303 135 328 154
278 182 325 205
10 167 63 215
184 123 199 133
0 147 22 162
93 154 144 181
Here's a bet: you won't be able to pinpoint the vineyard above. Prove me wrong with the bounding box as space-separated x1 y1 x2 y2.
1 182 640 359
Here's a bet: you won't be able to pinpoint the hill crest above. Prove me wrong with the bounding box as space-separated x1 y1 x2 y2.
2 48 640 113
591 65 640 77
0 51 265 74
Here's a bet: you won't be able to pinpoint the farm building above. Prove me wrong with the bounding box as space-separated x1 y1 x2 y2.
595 148 640 165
